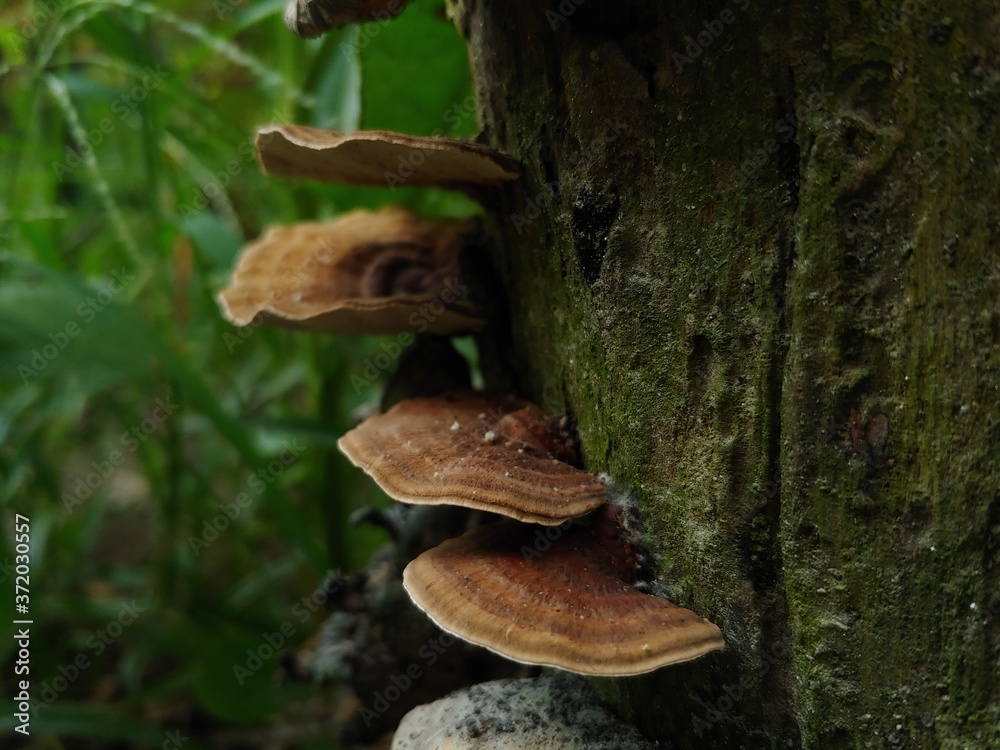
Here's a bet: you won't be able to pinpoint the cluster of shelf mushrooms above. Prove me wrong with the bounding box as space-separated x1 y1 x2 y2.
216 1 725 746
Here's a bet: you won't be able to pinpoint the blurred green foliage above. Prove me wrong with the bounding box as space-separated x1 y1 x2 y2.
0 0 479 745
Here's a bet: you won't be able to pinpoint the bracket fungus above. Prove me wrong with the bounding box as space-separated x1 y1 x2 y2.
392 672 656 750
256 124 522 195
284 0 413 38
401 520 725 676
337 392 608 525
216 207 485 335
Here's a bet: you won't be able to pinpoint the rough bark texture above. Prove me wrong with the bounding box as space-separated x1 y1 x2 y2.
453 1 1000 747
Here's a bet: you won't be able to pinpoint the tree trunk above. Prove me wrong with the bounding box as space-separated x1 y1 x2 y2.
454 0 1000 747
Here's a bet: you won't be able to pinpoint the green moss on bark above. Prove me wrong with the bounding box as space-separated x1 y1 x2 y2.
459 0 999 747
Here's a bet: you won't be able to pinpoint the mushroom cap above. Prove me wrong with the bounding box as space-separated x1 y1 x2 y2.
391 672 657 750
402 521 725 676
284 0 412 38
255 124 522 192
215 207 485 335
337 392 607 525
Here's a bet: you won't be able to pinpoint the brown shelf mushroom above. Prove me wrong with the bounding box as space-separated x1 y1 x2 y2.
402 520 725 676
337 392 607 525
284 0 412 38
216 207 485 335
392 672 657 750
256 124 522 194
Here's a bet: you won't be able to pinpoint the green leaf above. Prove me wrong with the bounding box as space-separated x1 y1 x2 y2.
0 259 154 389
189 628 281 723
0 23 27 67
181 211 244 270
308 28 362 131
359 0 475 137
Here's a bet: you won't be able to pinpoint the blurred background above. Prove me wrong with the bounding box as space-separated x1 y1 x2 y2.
0 0 482 745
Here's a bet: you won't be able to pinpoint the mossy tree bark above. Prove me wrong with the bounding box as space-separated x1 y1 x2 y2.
454 0 1000 747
